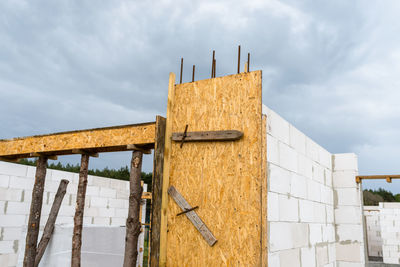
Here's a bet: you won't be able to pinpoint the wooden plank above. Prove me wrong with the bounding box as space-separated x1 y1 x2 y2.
171 130 243 142
150 116 166 267
0 122 156 158
166 71 263 266
159 73 175 267
168 186 217 247
126 144 152 154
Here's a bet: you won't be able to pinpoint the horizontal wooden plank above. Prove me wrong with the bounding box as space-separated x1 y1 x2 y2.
0 122 156 158
168 186 217 247
171 130 243 142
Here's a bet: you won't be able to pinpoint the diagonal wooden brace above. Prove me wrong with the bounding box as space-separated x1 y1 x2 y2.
168 186 217 247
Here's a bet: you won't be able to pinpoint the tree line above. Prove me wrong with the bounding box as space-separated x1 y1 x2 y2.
363 188 400 205
18 159 153 190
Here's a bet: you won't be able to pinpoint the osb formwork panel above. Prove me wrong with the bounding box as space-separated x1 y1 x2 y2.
165 71 263 266
0 122 156 158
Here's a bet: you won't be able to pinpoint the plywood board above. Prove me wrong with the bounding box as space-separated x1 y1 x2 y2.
165 71 263 266
0 122 156 158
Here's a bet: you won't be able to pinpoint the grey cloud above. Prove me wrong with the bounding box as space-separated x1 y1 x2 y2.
1 1 400 190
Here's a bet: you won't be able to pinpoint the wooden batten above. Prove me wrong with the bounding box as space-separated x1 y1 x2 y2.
171 130 243 142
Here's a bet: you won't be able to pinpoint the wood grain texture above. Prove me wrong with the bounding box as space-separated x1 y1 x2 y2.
171 130 243 142
150 116 166 267
168 186 217 247
166 71 263 266
0 122 155 158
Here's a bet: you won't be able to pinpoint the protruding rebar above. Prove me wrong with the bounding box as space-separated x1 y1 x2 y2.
180 58 183 84
192 65 195 82
247 53 250 72
211 50 215 78
213 59 216 78
237 45 241 74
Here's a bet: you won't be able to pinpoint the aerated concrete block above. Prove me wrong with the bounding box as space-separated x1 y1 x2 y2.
278 195 299 222
289 125 306 155
279 142 298 172
333 153 358 171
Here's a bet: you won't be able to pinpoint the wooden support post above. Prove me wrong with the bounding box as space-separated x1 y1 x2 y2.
23 156 48 267
71 154 90 267
123 150 144 267
150 116 166 267
35 179 69 267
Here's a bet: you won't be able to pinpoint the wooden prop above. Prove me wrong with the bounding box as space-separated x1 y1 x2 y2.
23 156 48 267
172 130 243 142
123 150 144 267
71 154 90 267
35 179 69 267
150 116 166 267
168 186 217 247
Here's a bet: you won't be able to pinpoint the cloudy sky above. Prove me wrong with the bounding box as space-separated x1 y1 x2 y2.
1 0 399 192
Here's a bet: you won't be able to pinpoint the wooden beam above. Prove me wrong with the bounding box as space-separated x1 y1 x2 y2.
150 116 166 267
171 130 243 142
23 156 48 267
167 186 217 247
71 149 99 158
29 153 58 160
35 179 69 267
127 144 152 154
71 154 90 267
123 150 144 267
0 122 156 158
355 175 400 184
159 73 175 267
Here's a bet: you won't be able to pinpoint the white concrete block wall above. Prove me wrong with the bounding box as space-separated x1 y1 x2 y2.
363 206 382 258
379 202 400 264
264 105 337 267
332 153 366 266
0 161 132 267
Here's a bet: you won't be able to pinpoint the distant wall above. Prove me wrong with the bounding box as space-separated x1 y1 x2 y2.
0 161 131 267
264 105 366 267
379 202 400 264
364 206 382 258
332 153 366 266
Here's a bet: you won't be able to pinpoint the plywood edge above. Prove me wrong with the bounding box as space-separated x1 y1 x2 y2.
159 72 176 267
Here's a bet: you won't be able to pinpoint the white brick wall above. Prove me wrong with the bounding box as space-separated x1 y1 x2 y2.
264 105 365 267
364 206 382 258
332 153 366 266
264 105 339 267
378 202 400 264
0 162 134 267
